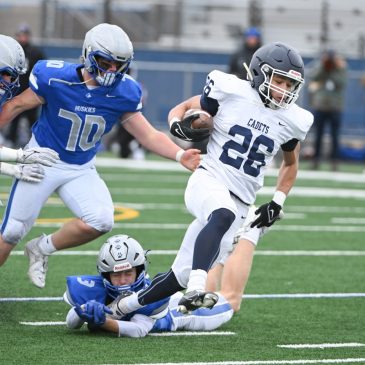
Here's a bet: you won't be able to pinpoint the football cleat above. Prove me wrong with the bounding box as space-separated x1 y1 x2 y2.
24 235 49 288
107 290 136 320
177 290 219 314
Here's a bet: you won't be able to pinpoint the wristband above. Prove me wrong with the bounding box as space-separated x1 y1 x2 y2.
0 147 22 162
175 150 184 162
169 117 180 128
273 191 286 207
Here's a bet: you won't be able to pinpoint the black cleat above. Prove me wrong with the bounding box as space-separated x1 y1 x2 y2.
177 290 219 314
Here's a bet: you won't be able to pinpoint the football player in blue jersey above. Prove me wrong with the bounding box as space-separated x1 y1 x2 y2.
0 24 201 283
64 234 233 337
109 42 313 317
0 34 59 192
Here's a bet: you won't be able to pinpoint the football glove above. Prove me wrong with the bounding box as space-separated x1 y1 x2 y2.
170 114 211 142
74 300 112 326
250 200 282 228
17 147 60 167
0 162 45 183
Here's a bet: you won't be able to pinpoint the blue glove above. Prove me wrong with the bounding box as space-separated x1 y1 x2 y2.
74 300 113 326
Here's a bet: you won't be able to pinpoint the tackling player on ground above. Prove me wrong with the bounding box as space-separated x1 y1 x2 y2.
110 42 313 316
64 234 233 337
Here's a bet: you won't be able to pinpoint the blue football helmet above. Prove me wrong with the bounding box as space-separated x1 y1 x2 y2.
97 234 148 300
249 42 305 109
82 23 133 88
0 34 26 107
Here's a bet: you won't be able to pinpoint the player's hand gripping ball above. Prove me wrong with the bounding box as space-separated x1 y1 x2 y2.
183 109 213 131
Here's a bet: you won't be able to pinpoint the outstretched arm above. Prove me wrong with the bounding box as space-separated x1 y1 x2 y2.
0 88 43 128
122 112 201 171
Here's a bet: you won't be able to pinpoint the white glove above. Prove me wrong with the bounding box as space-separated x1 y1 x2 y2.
15 164 45 183
4 163 45 183
17 147 60 167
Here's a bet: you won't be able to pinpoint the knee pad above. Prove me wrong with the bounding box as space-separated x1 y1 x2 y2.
1 218 28 244
83 206 114 233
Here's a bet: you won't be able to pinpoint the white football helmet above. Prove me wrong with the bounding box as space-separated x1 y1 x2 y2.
82 23 133 87
0 34 27 107
97 234 148 299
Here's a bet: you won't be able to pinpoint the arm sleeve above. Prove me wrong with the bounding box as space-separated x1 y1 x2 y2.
117 314 155 338
66 307 85 329
281 138 299 152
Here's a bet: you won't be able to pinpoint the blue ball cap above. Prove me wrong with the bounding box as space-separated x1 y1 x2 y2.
244 27 261 38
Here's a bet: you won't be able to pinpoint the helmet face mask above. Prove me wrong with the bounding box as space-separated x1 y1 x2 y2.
97 234 147 300
258 64 304 109
249 42 305 110
82 23 133 88
0 35 26 107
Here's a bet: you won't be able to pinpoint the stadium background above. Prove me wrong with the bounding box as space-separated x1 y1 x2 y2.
0 2 365 364
1 0 365 144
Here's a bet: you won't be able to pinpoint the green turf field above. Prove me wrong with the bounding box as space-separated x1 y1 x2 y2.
0 156 364 365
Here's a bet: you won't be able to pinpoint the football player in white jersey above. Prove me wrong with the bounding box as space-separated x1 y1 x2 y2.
64 234 233 337
109 42 313 317
0 35 59 189
0 24 201 284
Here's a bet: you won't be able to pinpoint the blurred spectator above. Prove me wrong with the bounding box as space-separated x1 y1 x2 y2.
308 50 347 171
228 27 262 80
5 24 45 148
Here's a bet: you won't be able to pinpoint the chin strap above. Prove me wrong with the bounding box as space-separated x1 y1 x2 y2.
243 62 253 82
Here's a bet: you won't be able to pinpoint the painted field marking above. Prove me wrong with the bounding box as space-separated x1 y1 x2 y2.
10 250 365 256
19 322 235 337
17 221 365 232
3 292 365 303
332 218 365 225
147 331 235 337
101 358 365 365
20 321 66 326
278 343 365 349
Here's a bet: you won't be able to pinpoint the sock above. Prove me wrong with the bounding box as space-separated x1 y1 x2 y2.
38 234 57 255
186 269 207 293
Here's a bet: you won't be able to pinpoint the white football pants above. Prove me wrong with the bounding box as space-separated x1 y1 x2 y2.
171 167 249 287
1 137 114 244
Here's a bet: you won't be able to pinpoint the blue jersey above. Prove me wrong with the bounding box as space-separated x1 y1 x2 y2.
65 275 169 320
29 60 142 164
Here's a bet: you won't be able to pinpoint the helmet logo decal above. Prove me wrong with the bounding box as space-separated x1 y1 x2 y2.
288 69 302 80
113 262 132 272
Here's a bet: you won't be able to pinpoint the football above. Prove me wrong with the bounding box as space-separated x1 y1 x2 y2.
183 109 213 130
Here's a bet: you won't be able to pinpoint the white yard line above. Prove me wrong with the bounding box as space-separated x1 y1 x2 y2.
10 250 365 256
332 218 365 224
148 331 235 336
94 158 365 183
25 222 365 232
2 186 365 199
19 322 235 338
278 343 365 349
20 321 66 326
3 292 365 303
101 358 365 365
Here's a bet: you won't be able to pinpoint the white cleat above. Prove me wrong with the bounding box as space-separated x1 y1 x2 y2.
24 235 48 289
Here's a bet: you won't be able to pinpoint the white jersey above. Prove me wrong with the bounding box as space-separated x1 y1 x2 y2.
201 70 313 204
